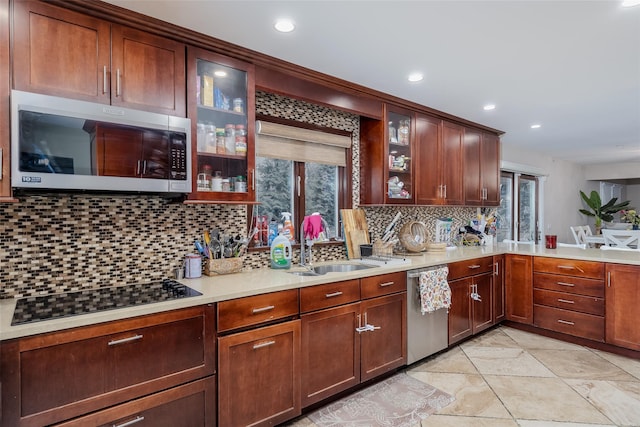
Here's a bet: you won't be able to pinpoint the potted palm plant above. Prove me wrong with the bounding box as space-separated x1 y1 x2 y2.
579 190 631 234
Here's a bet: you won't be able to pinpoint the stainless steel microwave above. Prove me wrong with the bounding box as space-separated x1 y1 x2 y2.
11 90 192 194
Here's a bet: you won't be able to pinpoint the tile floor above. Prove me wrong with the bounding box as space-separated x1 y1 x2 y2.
283 325 640 427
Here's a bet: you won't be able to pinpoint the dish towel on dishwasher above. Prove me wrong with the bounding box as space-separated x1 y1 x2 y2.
418 267 451 314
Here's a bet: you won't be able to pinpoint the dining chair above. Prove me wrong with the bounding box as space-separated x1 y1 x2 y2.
601 229 640 250
570 225 593 246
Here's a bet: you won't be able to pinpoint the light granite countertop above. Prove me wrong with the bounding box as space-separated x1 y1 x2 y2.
1 243 638 341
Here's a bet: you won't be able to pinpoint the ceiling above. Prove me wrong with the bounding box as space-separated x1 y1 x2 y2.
105 0 640 165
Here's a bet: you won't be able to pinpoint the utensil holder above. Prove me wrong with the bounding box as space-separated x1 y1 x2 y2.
372 240 394 257
204 257 244 275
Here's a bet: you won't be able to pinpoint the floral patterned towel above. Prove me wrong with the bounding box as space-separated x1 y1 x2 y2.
419 266 451 314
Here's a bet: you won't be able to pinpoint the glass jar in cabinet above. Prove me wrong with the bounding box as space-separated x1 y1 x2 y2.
186 47 256 203
386 108 413 203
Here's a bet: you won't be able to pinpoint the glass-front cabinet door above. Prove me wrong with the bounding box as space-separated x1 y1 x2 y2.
186 47 255 203
385 106 413 203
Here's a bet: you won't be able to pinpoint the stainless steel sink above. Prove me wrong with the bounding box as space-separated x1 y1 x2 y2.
312 263 377 274
288 263 378 276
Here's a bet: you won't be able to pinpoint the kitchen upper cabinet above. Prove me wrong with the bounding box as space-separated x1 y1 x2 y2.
218 320 301 427
464 128 500 206
12 1 186 116
185 46 256 203
505 254 533 324
360 104 414 205
605 263 640 351
0 0 10 200
0 306 215 427
414 115 464 205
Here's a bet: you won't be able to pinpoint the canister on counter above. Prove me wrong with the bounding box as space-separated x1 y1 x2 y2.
184 254 202 278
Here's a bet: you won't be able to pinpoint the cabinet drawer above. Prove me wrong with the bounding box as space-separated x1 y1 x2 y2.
534 304 604 342
533 272 604 298
361 272 406 299
54 376 216 427
217 289 299 332
448 257 494 280
533 257 604 279
534 288 604 316
300 280 360 313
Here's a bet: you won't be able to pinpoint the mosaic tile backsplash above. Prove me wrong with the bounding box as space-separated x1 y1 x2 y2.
0 92 478 299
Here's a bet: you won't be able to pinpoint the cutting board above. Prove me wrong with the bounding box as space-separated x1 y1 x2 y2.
340 209 370 259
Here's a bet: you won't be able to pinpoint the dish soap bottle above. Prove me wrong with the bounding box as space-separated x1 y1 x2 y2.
281 212 295 243
270 232 292 269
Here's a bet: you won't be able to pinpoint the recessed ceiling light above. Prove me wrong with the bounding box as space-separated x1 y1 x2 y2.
622 0 640 7
214 70 227 78
530 124 541 129
274 19 295 33
407 73 424 82
483 104 496 111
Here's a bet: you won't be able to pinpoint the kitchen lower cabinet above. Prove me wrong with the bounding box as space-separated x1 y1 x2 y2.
218 320 301 427
447 257 494 345
0 306 216 427
360 292 407 382
505 254 533 324
493 255 506 323
605 263 640 351
54 377 216 427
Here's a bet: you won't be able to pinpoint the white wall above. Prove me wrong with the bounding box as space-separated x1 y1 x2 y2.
627 180 640 210
501 143 587 244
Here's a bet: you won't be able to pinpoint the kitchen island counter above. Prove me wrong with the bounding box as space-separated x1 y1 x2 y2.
1 244 638 341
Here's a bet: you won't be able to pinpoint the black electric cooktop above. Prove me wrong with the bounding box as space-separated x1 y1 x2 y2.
11 279 202 326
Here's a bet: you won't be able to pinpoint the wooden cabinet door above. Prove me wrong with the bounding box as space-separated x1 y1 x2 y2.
301 302 360 407
414 114 442 205
605 264 640 351
448 277 472 345
0 0 11 199
218 320 301 427
111 25 186 117
441 121 464 205
360 293 407 382
55 377 216 427
472 272 493 334
481 132 501 205
493 255 506 323
463 127 482 205
13 1 111 103
505 254 533 324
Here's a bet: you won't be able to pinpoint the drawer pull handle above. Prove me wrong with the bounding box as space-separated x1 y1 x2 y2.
557 281 575 287
557 298 575 304
379 281 395 287
325 291 344 298
108 334 143 346
558 265 585 273
253 340 276 349
557 319 575 326
252 305 275 314
113 416 145 427
468 265 481 269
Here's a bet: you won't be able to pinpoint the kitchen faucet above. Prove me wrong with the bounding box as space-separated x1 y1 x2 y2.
299 217 329 267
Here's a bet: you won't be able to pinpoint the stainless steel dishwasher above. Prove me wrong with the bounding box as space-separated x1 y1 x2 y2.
406 266 449 364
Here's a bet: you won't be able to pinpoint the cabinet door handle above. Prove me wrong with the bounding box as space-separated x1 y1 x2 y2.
108 334 143 346
443 184 447 199
557 319 575 326
557 281 575 287
379 281 394 287
494 262 498 276
325 291 343 298
468 264 481 269
136 160 141 175
113 416 145 427
103 65 108 94
0 148 3 180
116 68 121 97
557 298 575 304
607 271 611 288
252 305 275 314
297 175 301 197
250 169 255 191
252 340 276 349
558 264 585 273
142 160 147 175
